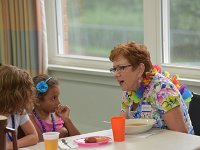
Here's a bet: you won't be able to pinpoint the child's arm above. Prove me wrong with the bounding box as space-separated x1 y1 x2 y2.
7 120 38 149
17 120 38 147
56 104 81 136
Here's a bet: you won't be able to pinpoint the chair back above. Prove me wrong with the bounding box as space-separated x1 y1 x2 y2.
0 115 18 150
188 92 200 135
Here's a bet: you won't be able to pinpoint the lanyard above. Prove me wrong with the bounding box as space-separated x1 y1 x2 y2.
7 115 15 141
32 108 56 132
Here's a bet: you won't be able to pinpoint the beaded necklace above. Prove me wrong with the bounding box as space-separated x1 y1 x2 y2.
126 65 192 104
32 108 56 132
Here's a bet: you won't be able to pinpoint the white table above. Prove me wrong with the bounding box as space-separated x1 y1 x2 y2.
21 129 200 150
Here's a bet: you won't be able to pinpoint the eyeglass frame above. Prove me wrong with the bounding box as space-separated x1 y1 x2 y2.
110 65 132 74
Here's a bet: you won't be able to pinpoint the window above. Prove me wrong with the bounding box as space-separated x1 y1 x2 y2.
57 0 143 58
47 0 143 70
46 0 200 83
162 0 200 81
162 0 200 67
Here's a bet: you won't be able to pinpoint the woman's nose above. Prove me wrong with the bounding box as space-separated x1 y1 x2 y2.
114 70 121 77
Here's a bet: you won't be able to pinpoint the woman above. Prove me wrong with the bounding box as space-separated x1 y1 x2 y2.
109 41 193 134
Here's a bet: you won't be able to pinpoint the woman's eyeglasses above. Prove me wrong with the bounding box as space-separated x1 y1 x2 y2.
110 65 132 74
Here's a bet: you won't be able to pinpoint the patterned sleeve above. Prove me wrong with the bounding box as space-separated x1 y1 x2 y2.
155 81 181 113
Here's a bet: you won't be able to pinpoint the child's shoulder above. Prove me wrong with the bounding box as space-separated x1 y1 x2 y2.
14 113 30 124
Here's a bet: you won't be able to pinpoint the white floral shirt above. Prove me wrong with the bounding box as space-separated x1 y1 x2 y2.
121 73 194 134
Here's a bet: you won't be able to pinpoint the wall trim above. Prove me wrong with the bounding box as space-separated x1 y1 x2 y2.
48 64 119 86
48 64 200 87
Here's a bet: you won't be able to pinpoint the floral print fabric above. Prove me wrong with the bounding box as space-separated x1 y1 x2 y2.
121 73 194 134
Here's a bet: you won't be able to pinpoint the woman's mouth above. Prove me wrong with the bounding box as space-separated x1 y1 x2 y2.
118 80 129 90
119 80 125 86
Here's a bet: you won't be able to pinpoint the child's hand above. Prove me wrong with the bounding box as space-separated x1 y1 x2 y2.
55 104 70 119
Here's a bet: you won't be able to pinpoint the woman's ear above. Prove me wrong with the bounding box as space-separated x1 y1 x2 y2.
137 63 145 77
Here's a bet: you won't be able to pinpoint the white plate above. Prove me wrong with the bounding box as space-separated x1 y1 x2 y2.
125 119 156 134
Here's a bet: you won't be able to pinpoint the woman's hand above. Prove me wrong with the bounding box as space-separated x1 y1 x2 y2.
55 104 70 120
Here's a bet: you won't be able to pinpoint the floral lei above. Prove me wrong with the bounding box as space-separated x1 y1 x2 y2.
126 65 192 104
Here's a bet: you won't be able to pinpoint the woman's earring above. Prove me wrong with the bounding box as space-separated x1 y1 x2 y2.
137 77 141 86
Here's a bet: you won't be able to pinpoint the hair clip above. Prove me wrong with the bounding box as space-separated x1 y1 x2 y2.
36 77 52 96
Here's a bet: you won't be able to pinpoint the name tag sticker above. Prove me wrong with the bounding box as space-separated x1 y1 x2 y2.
141 102 151 112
